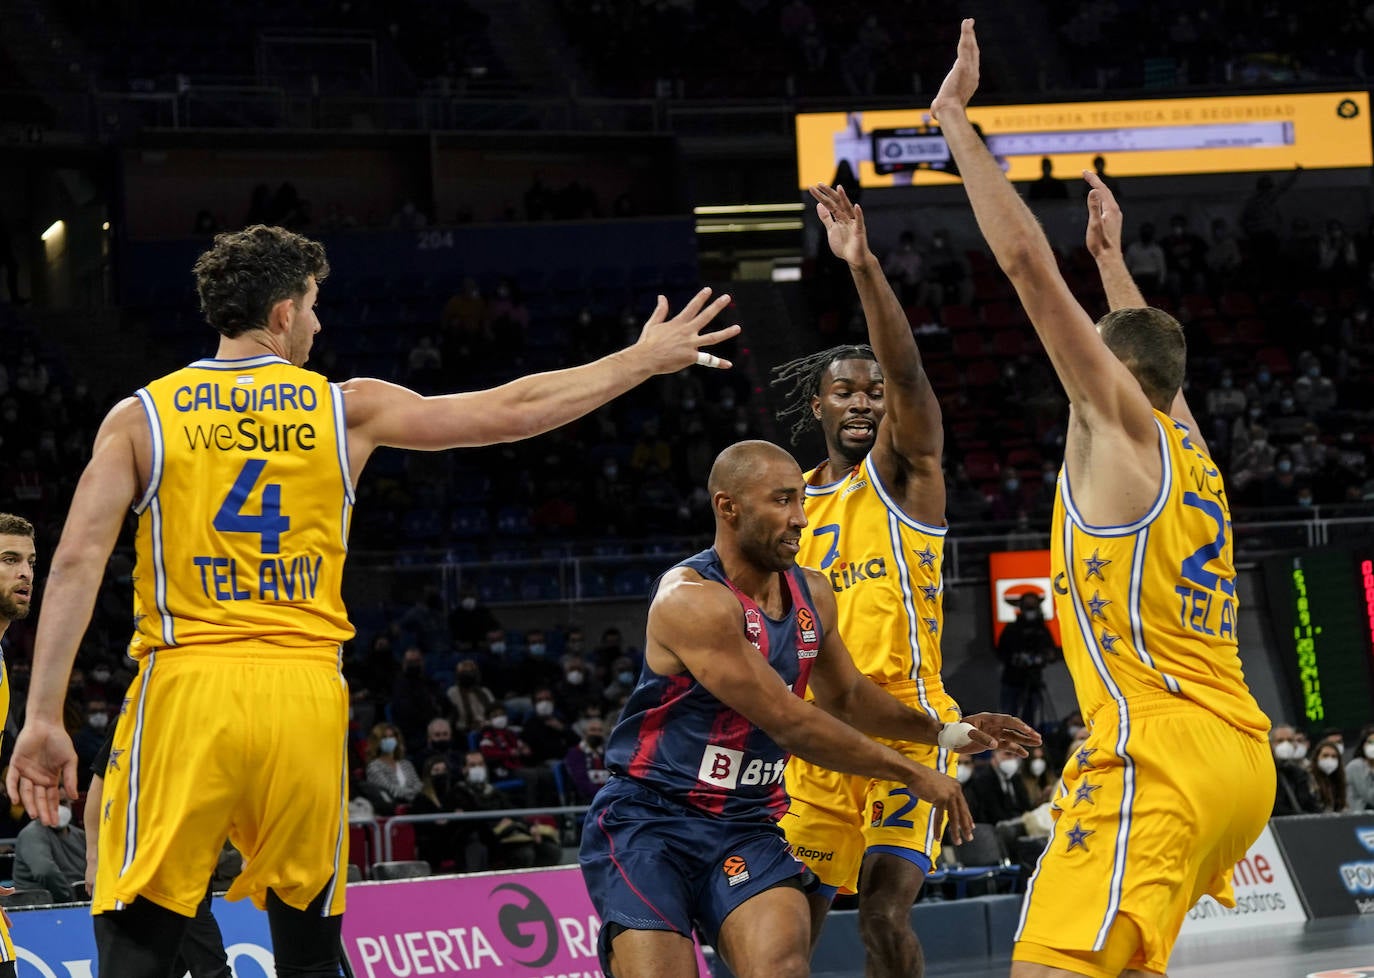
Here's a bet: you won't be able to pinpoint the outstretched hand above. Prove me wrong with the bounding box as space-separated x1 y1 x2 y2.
811 184 872 269
931 19 980 122
962 712 1042 757
5 718 79 826
632 288 741 374
1084 170 1125 260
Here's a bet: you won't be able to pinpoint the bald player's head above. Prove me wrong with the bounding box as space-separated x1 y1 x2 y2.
708 440 799 497
708 440 806 573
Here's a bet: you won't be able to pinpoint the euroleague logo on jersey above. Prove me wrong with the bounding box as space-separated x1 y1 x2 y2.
723 855 751 887
796 607 818 647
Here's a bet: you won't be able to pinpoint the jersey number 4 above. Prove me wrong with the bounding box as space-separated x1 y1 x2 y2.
214 459 290 554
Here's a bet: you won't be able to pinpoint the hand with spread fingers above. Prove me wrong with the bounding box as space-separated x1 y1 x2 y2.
962 712 1043 757
633 288 740 374
811 183 873 271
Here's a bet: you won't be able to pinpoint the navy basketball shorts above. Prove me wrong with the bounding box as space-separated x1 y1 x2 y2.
579 776 805 971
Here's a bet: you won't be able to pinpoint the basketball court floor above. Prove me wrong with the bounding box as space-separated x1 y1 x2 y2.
812 916 1374 978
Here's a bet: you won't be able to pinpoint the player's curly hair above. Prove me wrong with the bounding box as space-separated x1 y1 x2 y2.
191 225 329 338
770 344 877 445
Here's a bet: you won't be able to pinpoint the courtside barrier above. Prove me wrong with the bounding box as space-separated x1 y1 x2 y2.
1270 812 1374 918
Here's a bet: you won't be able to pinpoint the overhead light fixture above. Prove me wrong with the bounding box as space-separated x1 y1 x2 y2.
693 203 805 215
41 220 64 241
102 221 110 231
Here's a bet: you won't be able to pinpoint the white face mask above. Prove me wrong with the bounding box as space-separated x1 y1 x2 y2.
566 670 585 686
490 715 508 730
956 765 973 784
1317 756 1340 775
534 700 554 717
466 766 488 784
1273 740 1297 761
56 805 72 830
1365 742 1374 760
379 737 398 755
997 758 1021 779
1029 758 1047 777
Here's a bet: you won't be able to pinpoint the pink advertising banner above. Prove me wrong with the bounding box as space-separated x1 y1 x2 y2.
342 866 710 978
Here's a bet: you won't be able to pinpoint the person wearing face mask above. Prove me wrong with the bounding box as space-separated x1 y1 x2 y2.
1346 724 1374 812
564 718 611 803
73 698 112 790
478 706 556 807
1258 453 1302 508
996 593 1060 726
965 748 1035 826
445 659 496 735
411 755 472 873
449 590 501 651
1309 742 1348 813
1270 725 1320 816
15 794 86 902
364 724 423 810
83 661 120 704
420 717 463 775
556 655 603 718
1018 747 1056 806
602 656 639 704
521 688 577 764
389 648 443 755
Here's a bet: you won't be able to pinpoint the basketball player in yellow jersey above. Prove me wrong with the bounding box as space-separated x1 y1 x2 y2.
772 184 1040 978
0 514 36 978
6 225 740 978
934 22 1274 978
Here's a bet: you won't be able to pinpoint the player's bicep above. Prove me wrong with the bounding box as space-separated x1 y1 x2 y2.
1013 272 1156 442
341 378 531 452
652 583 799 733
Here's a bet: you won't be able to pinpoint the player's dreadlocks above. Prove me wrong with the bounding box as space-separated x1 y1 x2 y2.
770 344 877 446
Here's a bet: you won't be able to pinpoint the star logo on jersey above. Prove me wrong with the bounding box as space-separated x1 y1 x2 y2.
1073 780 1102 806
120 697 130 717
919 583 940 602
1065 820 1094 852
104 799 112 822
1099 629 1121 654
132 611 146 631
924 618 939 634
914 545 938 569
1075 747 1097 771
1082 549 1111 581
108 747 124 772
1087 591 1111 620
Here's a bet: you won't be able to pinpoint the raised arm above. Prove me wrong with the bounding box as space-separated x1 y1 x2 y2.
8 400 143 823
648 574 974 841
812 184 944 520
930 21 1156 445
342 288 740 461
1084 170 1210 455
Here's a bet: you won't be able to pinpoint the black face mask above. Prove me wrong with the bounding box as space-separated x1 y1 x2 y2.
432 774 450 795
586 735 605 750
404 663 423 676
456 673 477 687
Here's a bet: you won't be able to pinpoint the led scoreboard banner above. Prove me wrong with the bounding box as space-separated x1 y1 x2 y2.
1262 545 1374 732
795 91 1372 188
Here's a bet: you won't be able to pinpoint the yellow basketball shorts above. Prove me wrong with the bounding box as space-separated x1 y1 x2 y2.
93 646 350 918
782 684 960 893
1013 692 1274 978
0 910 13 965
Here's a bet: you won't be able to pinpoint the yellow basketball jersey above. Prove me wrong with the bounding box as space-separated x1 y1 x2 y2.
799 456 946 691
128 355 355 655
1051 411 1268 735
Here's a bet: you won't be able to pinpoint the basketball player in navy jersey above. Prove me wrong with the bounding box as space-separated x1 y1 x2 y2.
580 441 1037 978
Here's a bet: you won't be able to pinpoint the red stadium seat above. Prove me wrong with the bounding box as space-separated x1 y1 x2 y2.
964 451 1002 482
952 331 985 358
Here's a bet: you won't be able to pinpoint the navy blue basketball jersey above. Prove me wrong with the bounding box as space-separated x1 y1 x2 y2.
604 548 823 822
